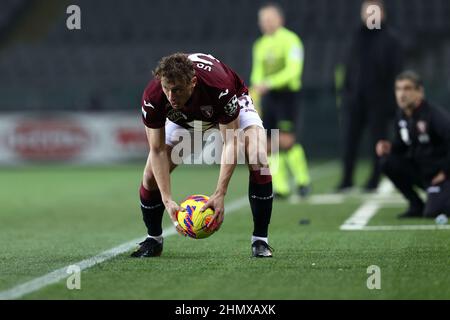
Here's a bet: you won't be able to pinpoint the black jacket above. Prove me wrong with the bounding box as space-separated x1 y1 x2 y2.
343 24 403 115
392 100 450 183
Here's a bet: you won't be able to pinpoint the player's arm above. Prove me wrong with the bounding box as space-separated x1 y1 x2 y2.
216 116 240 196
200 116 240 230
146 127 171 200
146 126 186 232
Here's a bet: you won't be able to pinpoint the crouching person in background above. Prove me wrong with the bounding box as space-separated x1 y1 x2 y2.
376 71 450 219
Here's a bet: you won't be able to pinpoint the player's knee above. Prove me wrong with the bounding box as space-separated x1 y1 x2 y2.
244 126 269 165
247 148 269 169
249 166 272 184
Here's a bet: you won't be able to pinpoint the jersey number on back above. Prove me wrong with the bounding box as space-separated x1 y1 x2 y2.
188 53 220 72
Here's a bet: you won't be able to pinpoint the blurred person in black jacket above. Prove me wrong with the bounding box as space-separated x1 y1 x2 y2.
336 0 403 192
377 71 450 218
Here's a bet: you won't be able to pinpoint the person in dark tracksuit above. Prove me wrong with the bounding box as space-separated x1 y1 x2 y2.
376 71 450 219
336 0 403 192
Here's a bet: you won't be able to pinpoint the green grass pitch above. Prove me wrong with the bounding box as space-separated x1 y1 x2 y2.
0 161 449 299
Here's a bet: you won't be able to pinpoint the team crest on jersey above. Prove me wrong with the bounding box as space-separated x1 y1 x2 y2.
167 109 188 122
417 120 427 134
224 95 238 117
417 121 430 143
200 105 214 118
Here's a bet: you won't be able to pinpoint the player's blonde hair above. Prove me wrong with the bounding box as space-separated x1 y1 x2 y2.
153 53 195 85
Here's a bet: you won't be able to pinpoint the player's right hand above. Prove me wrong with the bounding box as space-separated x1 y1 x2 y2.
200 193 225 232
164 200 187 237
376 140 392 157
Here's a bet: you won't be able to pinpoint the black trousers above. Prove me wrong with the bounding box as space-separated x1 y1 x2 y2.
340 96 392 188
380 154 450 217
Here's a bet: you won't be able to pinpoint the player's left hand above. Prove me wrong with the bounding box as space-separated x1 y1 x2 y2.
431 171 446 185
200 193 225 232
165 200 187 237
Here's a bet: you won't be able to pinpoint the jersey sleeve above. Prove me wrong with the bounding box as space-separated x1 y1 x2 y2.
141 85 167 129
208 62 241 124
218 93 240 125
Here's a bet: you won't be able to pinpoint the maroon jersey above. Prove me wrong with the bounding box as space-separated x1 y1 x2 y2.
141 53 248 130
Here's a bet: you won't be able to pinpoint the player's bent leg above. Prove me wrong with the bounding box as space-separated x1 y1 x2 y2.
238 96 274 257
142 146 178 191
243 125 274 258
131 146 178 258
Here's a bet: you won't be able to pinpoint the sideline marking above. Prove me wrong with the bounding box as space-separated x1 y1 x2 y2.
0 197 248 300
340 180 394 230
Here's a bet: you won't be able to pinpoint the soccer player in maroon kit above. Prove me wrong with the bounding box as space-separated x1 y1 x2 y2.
131 53 274 258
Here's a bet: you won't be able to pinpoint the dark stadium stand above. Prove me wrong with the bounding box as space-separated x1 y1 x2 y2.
1 0 448 109
0 0 27 33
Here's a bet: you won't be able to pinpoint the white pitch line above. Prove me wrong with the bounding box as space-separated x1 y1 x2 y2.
340 180 394 230
360 224 450 231
307 194 405 206
340 201 381 230
307 194 345 205
0 236 151 301
377 179 394 194
0 196 248 300
338 180 450 231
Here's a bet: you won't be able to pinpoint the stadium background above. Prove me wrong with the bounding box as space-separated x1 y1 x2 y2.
1 0 449 162
1 0 450 301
